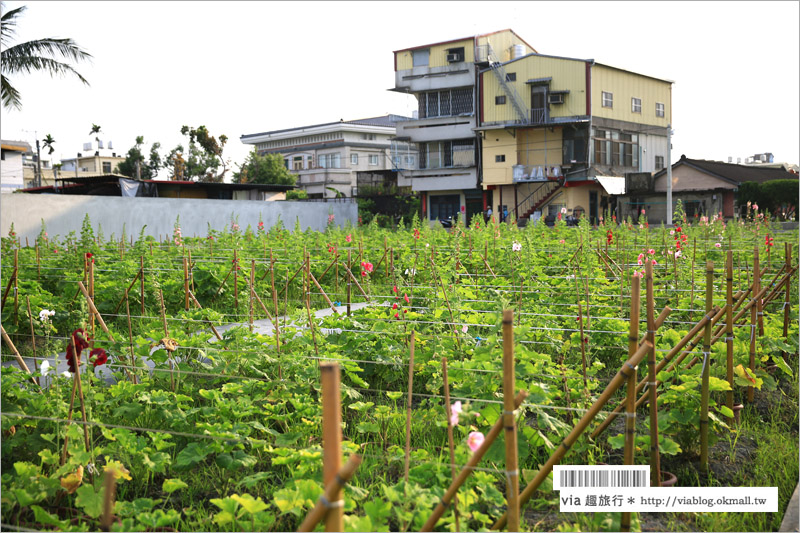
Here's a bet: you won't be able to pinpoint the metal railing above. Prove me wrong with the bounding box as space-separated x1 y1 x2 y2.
512 181 561 221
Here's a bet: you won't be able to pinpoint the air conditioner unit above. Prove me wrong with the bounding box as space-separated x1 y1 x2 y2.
446 53 461 62
548 93 565 104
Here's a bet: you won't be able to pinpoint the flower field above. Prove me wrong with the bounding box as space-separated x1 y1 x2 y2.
1 209 798 532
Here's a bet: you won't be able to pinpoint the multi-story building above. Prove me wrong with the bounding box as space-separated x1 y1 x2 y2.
1 140 32 194
59 139 125 178
479 51 673 224
391 30 536 224
240 115 409 198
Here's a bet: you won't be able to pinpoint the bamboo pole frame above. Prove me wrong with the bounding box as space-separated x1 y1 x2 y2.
748 247 758 403
645 260 661 486
100 468 117 531
295 454 362 533
1 325 36 385
620 274 641 533
187 290 223 341
492 340 653 531
502 310 520 532
726 251 734 424
77 282 114 342
784 243 792 360
25 296 40 385
124 290 139 385
699 261 714 473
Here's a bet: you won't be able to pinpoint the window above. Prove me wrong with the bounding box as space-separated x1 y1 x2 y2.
351 154 358 165
655 156 665 170
412 48 429 67
369 154 379 165
631 97 642 113
495 95 506 105
419 140 474 169
602 91 613 108
418 88 473 118
656 102 665 118
495 154 506 163
429 194 460 221
293 156 303 170
319 153 341 169
505 72 516 82
446 47 464 63
592 128 638 167
102 161 112 173
361 133 375 140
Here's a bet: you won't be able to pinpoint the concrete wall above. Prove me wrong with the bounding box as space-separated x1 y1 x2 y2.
0 194 358 243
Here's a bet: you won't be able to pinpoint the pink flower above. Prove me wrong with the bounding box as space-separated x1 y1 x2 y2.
559 239 565 244
648 249 655 255
393 285 398 293
467 432 485 452
753 204 759 211
450 401 462 426
392 303 398 310
651 259 657 266
361 271 367 277
633 270 643 279
394 313 400 320
675 250 682 258
715 242 722 248
670 230 675 236
404 294 410 304
641 209 646 215
667 249 674 255
461 324 468 333
362 262 374 273
345 234 352 243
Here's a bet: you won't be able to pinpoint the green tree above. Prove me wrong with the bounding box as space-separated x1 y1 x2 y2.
42 133 55 154
116 136 162 180
1 3 92 110
232 149 296 186
172 125 229 182
89 123 101 142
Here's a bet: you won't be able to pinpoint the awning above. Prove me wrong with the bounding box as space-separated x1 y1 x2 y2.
596 176 626 195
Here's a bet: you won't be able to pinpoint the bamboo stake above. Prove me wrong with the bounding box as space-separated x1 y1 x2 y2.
13 249 19 326
189 250 195 294
700 261 714 473
690 238 697 321
726 252 734 424
124 290 139 384
1 325 36 384
784 243 792 359
296 455 362 533
1 267 17 311
620 273 641 533
304 253 319 357
403 331 415 482
421 390 529 532
26 296 40 384
492 340 653 531
320 363 343 532
755 245 764 335
502 310 520 532
644 259 661 486
89 260 96 343
77 282 115 341
233 250 239 313
112 268 142 314
346 250 351 317
249 259 255 332
574 267 588 395
270 250 281 353
100 468 117 531
36 245 40 280
184 257 190 311
157 288 174 392
309 271 337 313
749 248 758 403
340 263 370 301
140 256 145 316
442 357 460 532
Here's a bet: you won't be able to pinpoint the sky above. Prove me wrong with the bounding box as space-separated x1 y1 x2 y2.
2 1 798 180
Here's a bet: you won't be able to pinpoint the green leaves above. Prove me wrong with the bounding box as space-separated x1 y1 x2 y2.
162 478 188 494
175 442 213 470
75 484 104 519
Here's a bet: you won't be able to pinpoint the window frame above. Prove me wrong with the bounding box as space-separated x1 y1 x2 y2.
350 153 358 165
655 156 665 170
656 102 665 118
495 154 506 163
631 97 642 114
495 95 507 105
369 154 379 166
505 72 516 82
412 48 430 67
602 91 613 108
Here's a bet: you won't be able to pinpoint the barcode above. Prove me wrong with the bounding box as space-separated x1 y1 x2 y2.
555 467 649 488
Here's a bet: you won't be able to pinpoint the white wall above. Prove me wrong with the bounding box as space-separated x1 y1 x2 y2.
0 194 358 243
0 152 24 193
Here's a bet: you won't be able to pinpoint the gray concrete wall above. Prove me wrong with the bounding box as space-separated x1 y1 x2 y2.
0 194 358 243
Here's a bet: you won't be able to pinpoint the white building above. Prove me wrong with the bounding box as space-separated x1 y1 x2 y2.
1 140 32 194
240 115 410 198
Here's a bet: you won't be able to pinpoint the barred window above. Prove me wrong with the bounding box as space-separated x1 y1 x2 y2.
418 88 473 118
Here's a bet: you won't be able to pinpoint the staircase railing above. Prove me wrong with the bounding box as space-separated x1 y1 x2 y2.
487 45 528 123
512 181 561 222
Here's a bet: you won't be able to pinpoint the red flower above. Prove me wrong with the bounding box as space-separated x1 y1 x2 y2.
65 329 90 373
392 285 398 293
403 309 407 313
394 313 400 319
65 344 79 373
404 294 410 304
392 303 398 309
413 228 421 240
361 271 367 277
90 348 108 368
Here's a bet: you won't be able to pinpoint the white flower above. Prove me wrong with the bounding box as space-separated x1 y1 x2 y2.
561 207 567 214
404 268 416 276
675 250 682 258
39 360 51 376
61 371 71 378
38 309 55 323
450 401 462 426
512 241 522 252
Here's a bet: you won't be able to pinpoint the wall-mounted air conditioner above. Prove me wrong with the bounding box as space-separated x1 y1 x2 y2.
548 93 565 104
446 53 462 63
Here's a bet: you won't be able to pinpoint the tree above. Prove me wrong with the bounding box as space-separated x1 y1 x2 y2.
1 3 92 110
89 123 101 142
232 149 296 186
115 135 162 180
42 133 55 154
171 125 229 183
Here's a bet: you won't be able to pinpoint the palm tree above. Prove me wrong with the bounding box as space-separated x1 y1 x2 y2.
42 133 55 154
89 123 101 142
1 3 92 110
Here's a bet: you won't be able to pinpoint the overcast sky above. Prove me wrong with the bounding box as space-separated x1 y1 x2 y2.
2 1 798 179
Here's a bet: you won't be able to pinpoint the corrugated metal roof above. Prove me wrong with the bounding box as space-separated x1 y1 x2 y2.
596 176 626 195
241 114 409 140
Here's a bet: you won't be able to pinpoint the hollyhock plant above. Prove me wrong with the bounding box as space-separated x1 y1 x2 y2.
512 241 522 252
450 401 462 426
90 348 108 368
467 431 485 452
345 234 352 243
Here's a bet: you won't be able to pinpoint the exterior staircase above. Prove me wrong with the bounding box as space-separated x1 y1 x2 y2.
514 180 562 226
487 45 528 123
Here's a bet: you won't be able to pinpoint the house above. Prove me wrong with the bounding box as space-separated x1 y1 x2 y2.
390 30 537 224
19 174 294 200
240 115 410 199
1 140 32 194
22 147 54 188
619 155 800 223
477 49 673 225
59 139 125 179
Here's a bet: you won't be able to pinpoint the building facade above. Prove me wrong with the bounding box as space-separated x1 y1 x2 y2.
59 139 125 179
240 115 409 199
391 30 536 224
478 51 673 225
1 140 32 194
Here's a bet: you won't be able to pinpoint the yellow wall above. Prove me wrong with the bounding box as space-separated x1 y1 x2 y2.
482 130 515 186
482 55 587 123
395 37 475 71
591 64 671 125
476 31 535 62
562 183 607 214
517 128 563 166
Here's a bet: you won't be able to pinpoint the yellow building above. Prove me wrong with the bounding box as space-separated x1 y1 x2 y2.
478 52 673 224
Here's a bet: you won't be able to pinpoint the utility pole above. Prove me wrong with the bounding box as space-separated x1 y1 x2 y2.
666 124 673 226
35 138 42 188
